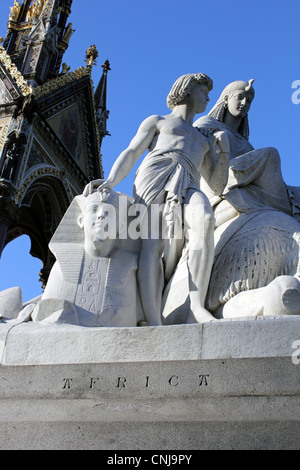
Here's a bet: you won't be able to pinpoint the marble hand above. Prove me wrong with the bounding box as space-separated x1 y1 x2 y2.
83 179 106 197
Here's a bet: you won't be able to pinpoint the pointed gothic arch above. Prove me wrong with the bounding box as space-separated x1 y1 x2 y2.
5 174 72 287
0 0 110 291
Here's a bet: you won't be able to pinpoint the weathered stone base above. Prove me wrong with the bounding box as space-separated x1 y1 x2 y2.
1 420 300 450
0 316 300 450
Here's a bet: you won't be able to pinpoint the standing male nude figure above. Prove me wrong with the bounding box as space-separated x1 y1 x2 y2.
84 73 230 325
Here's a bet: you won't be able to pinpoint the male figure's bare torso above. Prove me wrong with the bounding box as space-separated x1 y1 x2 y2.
146 114 211 173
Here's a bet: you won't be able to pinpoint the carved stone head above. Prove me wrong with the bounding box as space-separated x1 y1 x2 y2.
77 189 121 252
208 80 255 140
166 73 213 110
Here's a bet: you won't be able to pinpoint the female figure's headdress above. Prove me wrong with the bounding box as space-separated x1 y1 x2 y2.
208 79 255 140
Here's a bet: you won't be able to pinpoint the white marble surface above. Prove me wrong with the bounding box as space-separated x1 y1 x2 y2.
1 315 300 365
0 316 300 450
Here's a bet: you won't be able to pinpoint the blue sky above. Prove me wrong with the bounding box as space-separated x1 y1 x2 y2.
1 0 300 301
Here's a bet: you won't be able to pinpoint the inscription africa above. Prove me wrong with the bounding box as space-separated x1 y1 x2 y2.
62 374 210 390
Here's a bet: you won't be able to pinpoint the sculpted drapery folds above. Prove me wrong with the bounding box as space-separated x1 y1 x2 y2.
3 75 300 327
193 80 300 318
83 73 230 326
1 73 232 328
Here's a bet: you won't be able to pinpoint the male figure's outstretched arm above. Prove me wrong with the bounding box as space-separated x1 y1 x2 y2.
84 115 160 196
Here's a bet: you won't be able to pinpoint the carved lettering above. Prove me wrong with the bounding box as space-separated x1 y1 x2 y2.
199 374 210 386
63 378 73 389
89 378 100 389
82 271 101 296
117 377 127 388
169 375 179 387
89 299 97 312
60 373 212 391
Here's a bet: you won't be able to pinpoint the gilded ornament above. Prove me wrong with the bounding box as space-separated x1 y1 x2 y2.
33 67 88 99
0 46 32 96
85 45 99 70
26 0 47 22
8 1 21 22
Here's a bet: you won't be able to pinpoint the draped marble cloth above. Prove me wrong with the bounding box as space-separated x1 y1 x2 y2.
196 116 293 216
133 148 202 242
194 116 300 311
133 148 200 206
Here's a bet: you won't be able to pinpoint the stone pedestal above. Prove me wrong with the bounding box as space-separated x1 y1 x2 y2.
0 316 300 450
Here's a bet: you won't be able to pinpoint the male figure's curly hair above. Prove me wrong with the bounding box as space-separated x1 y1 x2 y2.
167 73 213 110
